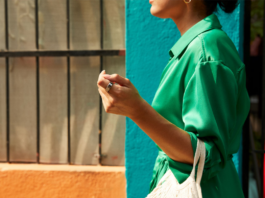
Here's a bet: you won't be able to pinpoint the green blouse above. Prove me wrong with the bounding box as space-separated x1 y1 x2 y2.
149 13 250 198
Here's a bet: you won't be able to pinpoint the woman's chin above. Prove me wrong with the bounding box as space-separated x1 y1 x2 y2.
150 8 163 17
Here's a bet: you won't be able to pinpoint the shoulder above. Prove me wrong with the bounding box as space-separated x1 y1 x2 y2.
197 29 243 73
184 28 244 77
181 29 246 90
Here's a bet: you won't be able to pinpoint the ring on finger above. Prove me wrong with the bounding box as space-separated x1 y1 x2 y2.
105 82 114 92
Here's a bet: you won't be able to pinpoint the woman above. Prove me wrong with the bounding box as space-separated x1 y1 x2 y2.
97 0 250 197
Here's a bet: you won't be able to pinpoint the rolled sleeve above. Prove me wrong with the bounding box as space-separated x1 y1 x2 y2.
167 60 238 184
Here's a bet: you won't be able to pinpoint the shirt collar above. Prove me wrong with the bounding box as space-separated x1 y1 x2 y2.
169 13 222 58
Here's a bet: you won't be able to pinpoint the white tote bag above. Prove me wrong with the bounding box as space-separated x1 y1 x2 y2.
146 138 206 198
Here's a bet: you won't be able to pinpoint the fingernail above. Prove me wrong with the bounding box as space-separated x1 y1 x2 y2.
101 70 105 73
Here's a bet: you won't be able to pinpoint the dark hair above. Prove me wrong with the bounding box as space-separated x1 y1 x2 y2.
203 0 239 15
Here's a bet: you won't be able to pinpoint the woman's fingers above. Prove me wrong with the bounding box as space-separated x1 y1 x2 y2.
103 74 130 87
98 87 112 111
97 72 126 95
98 86 120 114
97 70 111 89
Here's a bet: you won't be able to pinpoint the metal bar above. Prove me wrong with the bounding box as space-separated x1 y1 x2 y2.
35 0 40 164
242 0 251 197
5 58 9 163
36 56 39 163
4 0 9 163
99 57 103 165
35 0 39 50
4 0 8 50
99 0 104 165
6 161 42 164
100 0 103 49
66 0 71 164
261 2 265 197
67 0 70 50
0 50 126 57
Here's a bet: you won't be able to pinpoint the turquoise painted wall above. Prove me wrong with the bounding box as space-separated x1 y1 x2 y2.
125 1 245 198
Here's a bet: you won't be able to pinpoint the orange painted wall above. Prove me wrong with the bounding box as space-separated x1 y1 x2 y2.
0 164 126 198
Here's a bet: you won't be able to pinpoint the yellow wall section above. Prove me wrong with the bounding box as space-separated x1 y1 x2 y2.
0 164 126 198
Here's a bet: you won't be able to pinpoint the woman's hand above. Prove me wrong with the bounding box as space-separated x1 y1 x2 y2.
97 70 145 119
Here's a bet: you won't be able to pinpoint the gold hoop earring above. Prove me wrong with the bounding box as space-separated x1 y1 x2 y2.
184 0 191 3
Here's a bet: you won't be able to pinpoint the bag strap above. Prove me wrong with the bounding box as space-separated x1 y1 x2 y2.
190 138 202 178
195 139 205 198
195 139 206 185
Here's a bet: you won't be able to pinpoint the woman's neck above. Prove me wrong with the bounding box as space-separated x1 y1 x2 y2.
172 12 207 36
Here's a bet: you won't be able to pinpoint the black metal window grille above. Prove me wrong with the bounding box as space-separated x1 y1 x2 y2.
0 0 125 164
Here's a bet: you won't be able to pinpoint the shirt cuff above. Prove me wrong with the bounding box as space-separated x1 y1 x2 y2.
166 132 223 183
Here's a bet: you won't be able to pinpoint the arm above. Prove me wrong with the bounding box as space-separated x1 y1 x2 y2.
131 99 194 165
97 70 194 165
131 99 194 164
